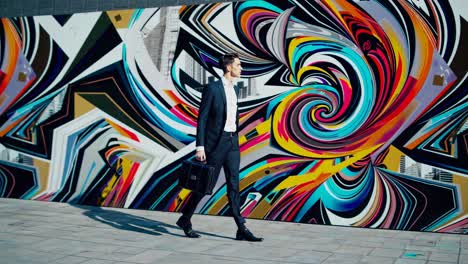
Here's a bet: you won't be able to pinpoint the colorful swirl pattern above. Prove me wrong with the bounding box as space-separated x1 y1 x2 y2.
0 0 466 233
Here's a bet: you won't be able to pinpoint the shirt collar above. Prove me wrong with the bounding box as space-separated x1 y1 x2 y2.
221 76 234 88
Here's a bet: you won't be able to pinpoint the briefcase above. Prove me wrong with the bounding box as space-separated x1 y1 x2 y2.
178 160 217 195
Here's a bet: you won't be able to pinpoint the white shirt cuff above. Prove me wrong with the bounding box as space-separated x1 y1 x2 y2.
196 146 205 151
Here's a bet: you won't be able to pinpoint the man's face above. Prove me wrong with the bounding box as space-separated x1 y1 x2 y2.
228 58 242 78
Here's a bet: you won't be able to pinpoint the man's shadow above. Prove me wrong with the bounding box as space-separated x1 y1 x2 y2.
70 203 232 239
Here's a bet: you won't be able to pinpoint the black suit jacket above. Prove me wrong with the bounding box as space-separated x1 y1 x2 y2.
196 80 239 152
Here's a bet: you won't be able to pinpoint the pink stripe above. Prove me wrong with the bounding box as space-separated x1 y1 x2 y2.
240 133 269 152
171 108 196 126
239 118 264 135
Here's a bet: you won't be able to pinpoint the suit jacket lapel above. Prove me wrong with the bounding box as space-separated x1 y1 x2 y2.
220 80 226 108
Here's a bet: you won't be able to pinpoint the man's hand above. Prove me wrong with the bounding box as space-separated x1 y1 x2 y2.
196 149 206 163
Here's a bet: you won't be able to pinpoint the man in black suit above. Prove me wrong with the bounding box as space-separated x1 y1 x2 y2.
176 53 263 242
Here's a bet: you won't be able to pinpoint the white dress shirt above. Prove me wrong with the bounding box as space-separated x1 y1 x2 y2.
222 76 238 132
197 77 238 151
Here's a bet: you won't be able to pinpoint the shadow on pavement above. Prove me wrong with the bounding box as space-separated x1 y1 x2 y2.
70 203 233 240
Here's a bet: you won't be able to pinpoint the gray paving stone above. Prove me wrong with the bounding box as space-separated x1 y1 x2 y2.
0 244 39 256
283 250 331 263
79 260 114 264
459 254 468 263
413 233 442 240
321 253 362 264
176 239 224 253
29 238 88 255
0 250 68 263
291 237 339 245
436 241 460 247
394 259 427 264
112 246 147 255
410 239 438 246
199 242 252 257
382 238 411 248
342 240 385 248
357 256 396 264
428 252 458 263
74 250 135 261
51 255 90 264
232 259 285 264
112 262 147 264
70 234 135 245
433 244 461 253
77 242 125 253
370 248 404 258
226 244 299 260
115 238 181 249
156 252 242 264
1 233 45 245
0 256 45 264
121 249 173 263
394 232 419 239
439 236 461 241
405 244 441 252
426 261 459 264
335 245 375 255
286 241 341 252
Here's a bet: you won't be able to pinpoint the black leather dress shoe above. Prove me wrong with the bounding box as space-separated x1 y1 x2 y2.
181 227 201 238
235 227 263 242
176 218 200 238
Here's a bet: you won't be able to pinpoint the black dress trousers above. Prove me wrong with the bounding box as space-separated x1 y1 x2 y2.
180 132 246 228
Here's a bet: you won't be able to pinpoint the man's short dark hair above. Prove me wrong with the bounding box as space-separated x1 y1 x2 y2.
219 53 240 73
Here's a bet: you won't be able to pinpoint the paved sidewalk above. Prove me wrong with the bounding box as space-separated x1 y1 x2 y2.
0 198 466 264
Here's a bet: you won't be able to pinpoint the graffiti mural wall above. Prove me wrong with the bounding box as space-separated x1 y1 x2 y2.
0 0 466 233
